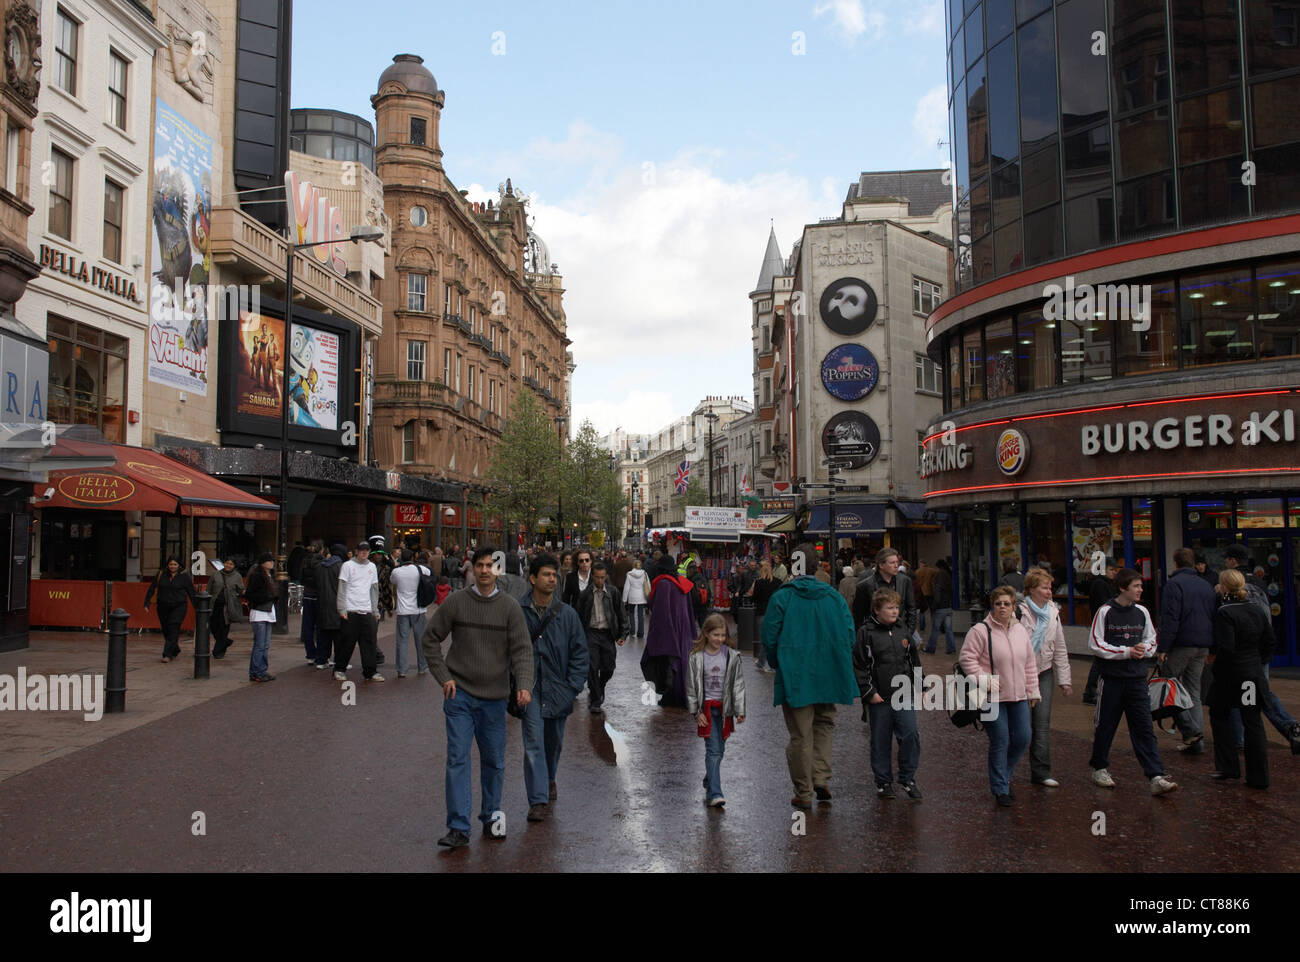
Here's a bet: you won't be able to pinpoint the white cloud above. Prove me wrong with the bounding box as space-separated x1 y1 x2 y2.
903 0 945 35
572 390 677 437
912 83 950 161
812 0 885 43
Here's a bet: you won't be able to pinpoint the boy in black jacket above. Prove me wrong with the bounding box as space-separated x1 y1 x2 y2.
854 588 922 800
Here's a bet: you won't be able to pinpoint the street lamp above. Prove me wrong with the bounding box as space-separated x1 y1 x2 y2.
274 224 385 634
704 408 719 507
554 414 567 546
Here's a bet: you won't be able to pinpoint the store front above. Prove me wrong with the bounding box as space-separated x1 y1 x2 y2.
925 387 1300 666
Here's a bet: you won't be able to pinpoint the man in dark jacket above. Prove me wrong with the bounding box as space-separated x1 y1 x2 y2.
1082 560 1118 704
686 561 710 630
300 541 324 665
852 547 917 635
519 552 588 820
561 548 594 608
1157 547 1216 755
313 544 346 669
577 561 628 713
923 559 955 654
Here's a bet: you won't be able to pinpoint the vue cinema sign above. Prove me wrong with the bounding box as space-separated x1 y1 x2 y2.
284 171 346 276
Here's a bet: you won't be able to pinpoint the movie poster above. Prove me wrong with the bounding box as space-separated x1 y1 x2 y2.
288 324 339 430
148 99 213 395
235 311 284 419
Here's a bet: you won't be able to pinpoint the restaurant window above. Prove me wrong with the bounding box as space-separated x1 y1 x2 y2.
402 422 415 463
54 7 78 95
406 340 425 381
410 117 426 146
984 316 1016 399
1072 500 1123 623
1236 497 1284 529
1132 498 1158 620
107 51 128 131
1026 502 1068 609
1255 258 1300 359
48 147 74 240
1116 276 1178 376
102 179 124 264
963 326 984 403
1016 305 1057 391
1178 267 1256 368
1185 498 1234 530
1061 310 1113 383
915 354 942 394
47 316 127 442
407 273 427 312
40 511 126 581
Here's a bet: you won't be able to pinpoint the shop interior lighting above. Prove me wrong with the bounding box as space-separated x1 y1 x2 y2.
1189 292 1205 299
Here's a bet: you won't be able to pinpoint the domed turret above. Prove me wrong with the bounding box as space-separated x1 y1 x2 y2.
377 54 437 96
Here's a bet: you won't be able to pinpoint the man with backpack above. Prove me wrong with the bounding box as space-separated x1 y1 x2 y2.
390 548 435 677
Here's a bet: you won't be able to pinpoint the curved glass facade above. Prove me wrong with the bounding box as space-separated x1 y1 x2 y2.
947 0 1300 292
290 109 376 171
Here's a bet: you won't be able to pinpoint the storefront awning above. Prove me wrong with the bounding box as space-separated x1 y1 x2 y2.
41 441 278 521
805 502 887 535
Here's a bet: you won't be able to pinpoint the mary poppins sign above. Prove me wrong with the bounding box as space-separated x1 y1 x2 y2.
821 344 879 401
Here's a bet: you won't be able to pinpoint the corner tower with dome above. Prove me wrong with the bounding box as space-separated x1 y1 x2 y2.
368 54 571 548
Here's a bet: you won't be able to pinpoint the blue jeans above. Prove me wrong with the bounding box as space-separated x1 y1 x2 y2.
395 613 428 674
300 596 318 658
868 700 920 786
704 706 726 799
521 694 568 805
984 699 1031 795
926 608 955 653
443 689 507 833
249 620 271 678
627 603 645 637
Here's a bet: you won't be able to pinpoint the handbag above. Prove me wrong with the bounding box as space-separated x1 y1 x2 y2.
1148 667 1194 731
950 623 995 730
508 607 557 719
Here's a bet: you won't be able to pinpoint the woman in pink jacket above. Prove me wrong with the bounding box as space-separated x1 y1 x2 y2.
960 585 1040 807
1018 568 1072 788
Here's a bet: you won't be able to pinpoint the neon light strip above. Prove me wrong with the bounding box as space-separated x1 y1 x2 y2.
921 388 1299 445
925 465 1300 499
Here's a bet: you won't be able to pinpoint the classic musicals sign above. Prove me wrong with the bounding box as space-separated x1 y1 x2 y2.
820 344 879 401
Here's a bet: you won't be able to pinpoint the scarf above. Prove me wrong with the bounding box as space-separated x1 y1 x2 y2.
1026 596 1052 654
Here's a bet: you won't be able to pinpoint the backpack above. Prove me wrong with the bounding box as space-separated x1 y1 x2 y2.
442 556 459 579
1148 669 1195 731
416 565 437 608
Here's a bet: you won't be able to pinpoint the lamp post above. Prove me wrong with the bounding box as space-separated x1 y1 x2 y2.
274 224 384 634
554 414 567 547
704 408 719 507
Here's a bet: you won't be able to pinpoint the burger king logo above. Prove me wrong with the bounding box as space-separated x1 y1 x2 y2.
996 428 1029 476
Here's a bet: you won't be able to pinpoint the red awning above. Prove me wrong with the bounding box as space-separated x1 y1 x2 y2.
42 442 278 521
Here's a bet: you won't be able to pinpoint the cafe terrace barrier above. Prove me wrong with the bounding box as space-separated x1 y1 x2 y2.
29 578 211 631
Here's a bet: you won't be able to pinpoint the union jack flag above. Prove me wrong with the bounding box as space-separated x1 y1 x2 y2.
674 460 692 494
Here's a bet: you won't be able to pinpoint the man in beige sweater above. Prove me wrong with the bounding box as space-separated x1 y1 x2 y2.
422 546 534 850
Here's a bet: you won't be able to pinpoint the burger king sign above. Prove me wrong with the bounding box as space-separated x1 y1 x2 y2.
996 428 1029 476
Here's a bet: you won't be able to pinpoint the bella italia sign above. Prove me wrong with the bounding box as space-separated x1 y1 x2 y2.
40 244 140 303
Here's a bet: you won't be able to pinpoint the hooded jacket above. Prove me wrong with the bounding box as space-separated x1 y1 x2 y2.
760 577 858 708
622 567 649 605
314 551 344 631
853 614 921 704
520 592 589 719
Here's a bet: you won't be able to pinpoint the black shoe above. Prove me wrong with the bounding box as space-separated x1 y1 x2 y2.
902 782 923 801
212 651 225 660
549 781 557 802
923 647 936 654
437 830 469 849
482 823 507 840
527 803 548 822
1176 735 1205 755
703 775 709 789
1208 771 1240 781
814 785 832 801
996 794 1013 807
1289 725 1300 756
589 703 603 714
876 784 895 799
375 652 386 665
1082 694 1097 706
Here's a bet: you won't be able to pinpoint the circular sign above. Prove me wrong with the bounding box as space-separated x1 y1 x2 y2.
821 412 881 469
996 428 1030 476
1188 512 1201 524
1268 553 1280 568
820 344 879 401
57 473 136 505
818 277 878 336
1270 602 1282 618
1267 582 1280 597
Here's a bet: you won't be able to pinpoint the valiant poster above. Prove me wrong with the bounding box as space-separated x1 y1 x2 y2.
148 99 213 395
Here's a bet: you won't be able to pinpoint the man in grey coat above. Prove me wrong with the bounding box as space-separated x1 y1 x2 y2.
210 558 245 659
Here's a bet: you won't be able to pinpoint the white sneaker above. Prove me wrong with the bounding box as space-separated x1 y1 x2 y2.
1092 768 1116 788
1150 774 1178 796
367 673 385 682
1036 777 1060 788
333 671 347 681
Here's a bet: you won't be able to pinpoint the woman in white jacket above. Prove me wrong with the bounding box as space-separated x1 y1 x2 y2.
1018 567 1072 788
622 558 649 639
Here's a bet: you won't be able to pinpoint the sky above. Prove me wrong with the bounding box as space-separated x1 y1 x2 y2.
292 0 951 437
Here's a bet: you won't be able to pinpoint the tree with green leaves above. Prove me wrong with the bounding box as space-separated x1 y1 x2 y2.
486 388 559 540
560 419 611 533
595 469 628 545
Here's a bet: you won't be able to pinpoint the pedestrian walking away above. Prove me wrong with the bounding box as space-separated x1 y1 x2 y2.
750 560 781 672
299 540 324 665
1018 568 1072 788
960 585 1040 806
686 613 747 808
761 542 858 809
1086 568 1177 797
854 588 923 801
389 549 432 677
243 553 279 683
143 556 198 662
577 561 628 712
924 559 956 654
622 557 649 640
421 546 533 848
314 544 346 669
1156 547 1216 757
335 542 383 682
208 558 246 660
1208 569 1274 789
518 552 588 820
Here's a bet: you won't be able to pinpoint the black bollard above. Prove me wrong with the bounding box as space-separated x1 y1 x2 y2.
193 590 212 680
106 608 128 713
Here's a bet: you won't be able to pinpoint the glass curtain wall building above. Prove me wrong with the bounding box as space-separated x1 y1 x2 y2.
928 0 1300 665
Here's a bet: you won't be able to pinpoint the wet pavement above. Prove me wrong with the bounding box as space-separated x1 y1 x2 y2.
1 620 1298 872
